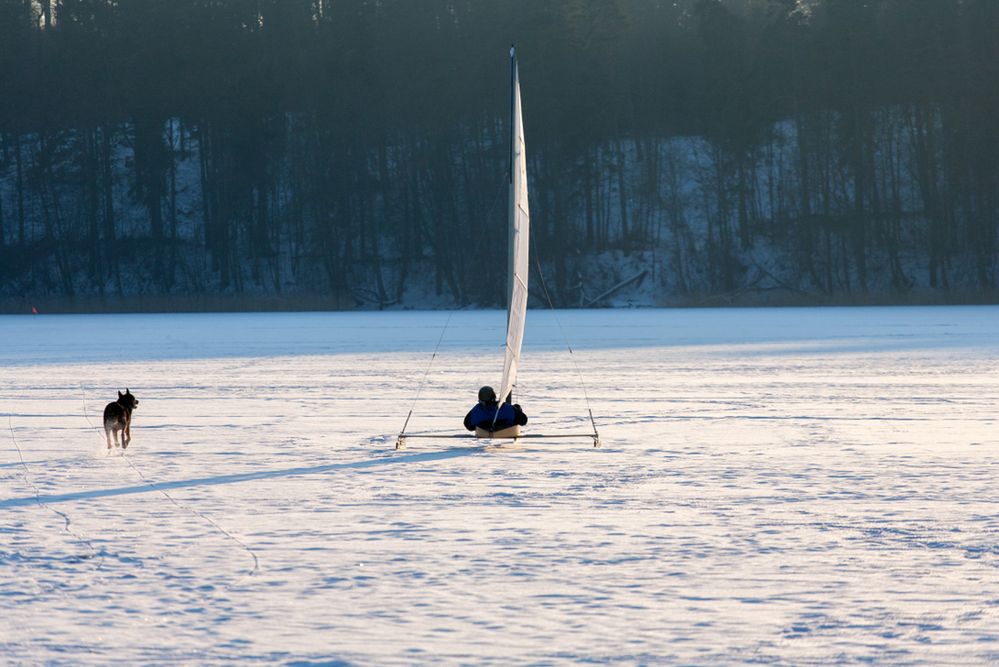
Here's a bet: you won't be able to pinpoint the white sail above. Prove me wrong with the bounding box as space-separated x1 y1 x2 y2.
499 48 529 406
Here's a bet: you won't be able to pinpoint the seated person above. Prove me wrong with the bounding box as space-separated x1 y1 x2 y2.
463 385 528 432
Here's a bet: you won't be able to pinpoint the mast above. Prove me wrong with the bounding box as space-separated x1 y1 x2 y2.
499 45 529 406
508 45 516 321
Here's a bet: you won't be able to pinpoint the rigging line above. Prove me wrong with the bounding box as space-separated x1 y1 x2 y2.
7 414 105 573
398 308 456 438
532 254 600 440
399 178 506 442
81 384 259 589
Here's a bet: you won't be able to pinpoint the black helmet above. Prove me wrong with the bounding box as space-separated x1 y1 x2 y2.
478 386 497 404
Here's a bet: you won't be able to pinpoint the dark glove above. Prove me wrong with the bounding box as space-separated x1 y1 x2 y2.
512 404 528 426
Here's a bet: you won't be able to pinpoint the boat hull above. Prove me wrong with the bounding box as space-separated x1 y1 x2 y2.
475 425 521 439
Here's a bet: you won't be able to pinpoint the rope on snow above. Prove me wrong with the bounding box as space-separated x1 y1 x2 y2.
81 384 259 588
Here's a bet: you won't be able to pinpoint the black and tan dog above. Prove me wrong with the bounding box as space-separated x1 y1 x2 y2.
103 389 139 450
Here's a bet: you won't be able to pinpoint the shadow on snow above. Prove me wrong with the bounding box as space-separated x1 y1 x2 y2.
0 447 480 509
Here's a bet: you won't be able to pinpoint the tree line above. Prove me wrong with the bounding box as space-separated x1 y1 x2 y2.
1 0 997 308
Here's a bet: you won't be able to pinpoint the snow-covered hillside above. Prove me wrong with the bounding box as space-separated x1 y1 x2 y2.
3 116 997 309
2 307 998 663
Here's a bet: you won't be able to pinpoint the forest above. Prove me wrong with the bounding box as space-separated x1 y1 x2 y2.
1 0 997 310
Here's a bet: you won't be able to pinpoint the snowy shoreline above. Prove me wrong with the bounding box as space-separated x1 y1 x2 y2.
2 284 998 316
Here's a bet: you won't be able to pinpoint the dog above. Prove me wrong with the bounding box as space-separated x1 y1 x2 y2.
103 389 139 450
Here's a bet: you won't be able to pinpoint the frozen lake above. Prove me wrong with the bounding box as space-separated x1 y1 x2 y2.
1 306 998 664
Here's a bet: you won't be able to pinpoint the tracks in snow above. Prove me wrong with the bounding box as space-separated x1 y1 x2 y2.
6 414 105 596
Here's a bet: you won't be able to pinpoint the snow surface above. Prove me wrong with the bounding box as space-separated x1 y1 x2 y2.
1 306 998 664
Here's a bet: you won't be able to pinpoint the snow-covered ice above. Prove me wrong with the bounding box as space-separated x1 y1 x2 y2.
1 307 997 664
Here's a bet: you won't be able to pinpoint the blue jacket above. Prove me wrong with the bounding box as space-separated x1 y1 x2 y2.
464 402 527 431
